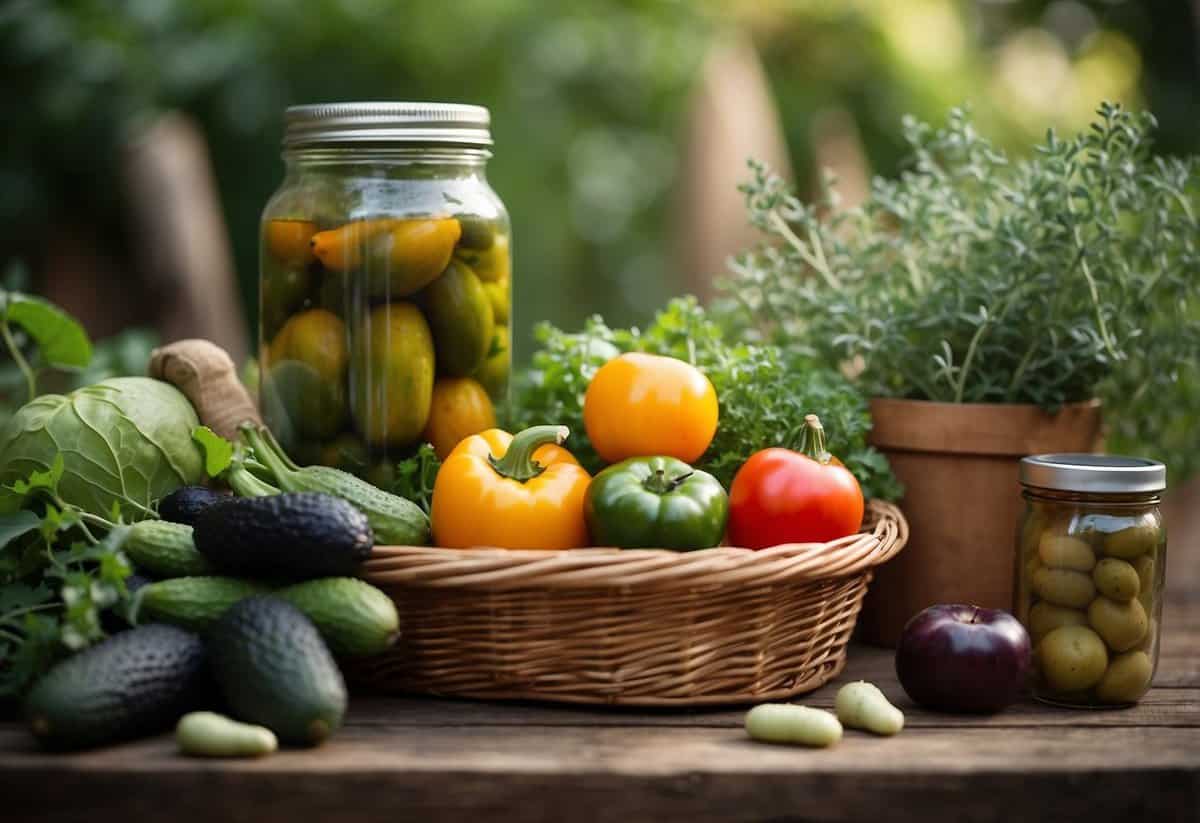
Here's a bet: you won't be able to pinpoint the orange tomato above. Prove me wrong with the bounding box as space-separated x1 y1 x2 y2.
422 377 497 459
583 352 718 464
432 426 590 549
264 219 318 269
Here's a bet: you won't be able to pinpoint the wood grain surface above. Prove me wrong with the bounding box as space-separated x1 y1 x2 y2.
1 603 1195 823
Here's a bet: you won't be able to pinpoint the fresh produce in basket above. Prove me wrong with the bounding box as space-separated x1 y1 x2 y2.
896 604 1032 713
193 493 374 580
432 425 590 549
728 415 864 549
207 596 346 747
584 456 728 550
24 624 207 750
583 352 718 464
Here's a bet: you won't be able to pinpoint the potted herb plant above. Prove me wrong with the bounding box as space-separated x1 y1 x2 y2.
719 103 1199 645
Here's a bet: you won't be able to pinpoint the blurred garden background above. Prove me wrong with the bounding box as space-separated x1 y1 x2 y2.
2 0 1197 361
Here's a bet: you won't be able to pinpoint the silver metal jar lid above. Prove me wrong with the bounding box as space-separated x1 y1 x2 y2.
1020 453 1166 494
283 102 492 148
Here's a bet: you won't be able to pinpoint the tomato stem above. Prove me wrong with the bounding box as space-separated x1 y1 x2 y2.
489 425 569 482
798 414 833 464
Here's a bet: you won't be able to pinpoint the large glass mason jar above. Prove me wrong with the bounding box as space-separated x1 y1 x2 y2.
258 103 511 480
1015 454 1167 708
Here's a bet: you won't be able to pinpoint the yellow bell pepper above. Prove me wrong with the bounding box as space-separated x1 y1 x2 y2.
431 425 590 549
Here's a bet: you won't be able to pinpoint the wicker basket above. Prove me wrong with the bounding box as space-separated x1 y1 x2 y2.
351 500 907 706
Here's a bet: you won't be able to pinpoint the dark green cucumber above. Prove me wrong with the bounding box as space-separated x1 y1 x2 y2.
193 493 373 580
137 576 270 632
158 486 228 526
277 578 400 656
242 425 429 545
208 597 346 746
24 624 206 750
123 520 212 578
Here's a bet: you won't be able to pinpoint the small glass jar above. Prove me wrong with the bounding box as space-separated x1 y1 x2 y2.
1016 454 1167 708
258 103 511 480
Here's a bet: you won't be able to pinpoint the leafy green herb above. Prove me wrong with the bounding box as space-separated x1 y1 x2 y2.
194 426 235 477
720 103 1200 480
383 444 442 516
0 463 133 697
0 272 92 403
512 297 900 499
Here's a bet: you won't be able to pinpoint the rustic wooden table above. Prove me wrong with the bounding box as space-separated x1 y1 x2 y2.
2 598 1196 822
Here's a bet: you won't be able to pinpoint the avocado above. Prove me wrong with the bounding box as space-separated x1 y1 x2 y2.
193 493 373 581
207 596 346 746
277 578 400 657
158 486 229 526
24 624 206 750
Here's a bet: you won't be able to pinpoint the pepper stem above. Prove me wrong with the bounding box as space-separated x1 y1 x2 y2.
488 425 569 482
798 414 833 464
643 468 692 495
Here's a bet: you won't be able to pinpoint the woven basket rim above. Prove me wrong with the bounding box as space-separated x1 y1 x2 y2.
363 499 907 592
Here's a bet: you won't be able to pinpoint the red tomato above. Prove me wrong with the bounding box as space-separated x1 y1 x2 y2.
727 416 864 549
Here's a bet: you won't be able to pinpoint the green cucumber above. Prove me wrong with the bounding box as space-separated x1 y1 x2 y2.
137 575 398 656
137 576 270 631
277 577 400 656
123 520 212 578
242 425 429 545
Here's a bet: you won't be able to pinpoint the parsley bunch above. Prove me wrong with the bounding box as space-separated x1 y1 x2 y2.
720 103 1200 479
512 297 900 500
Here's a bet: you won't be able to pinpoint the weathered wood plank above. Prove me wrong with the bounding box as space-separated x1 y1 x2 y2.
1 726 1197 823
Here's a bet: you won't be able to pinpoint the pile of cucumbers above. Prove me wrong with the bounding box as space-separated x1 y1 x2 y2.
23 426 420 755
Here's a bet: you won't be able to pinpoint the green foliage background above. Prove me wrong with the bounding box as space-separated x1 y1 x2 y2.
2 0 1196 357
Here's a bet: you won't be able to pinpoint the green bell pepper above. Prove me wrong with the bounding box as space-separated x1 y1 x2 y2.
584 456 728 550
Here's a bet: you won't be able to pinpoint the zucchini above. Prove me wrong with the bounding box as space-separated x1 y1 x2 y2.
124 520 212 578
241 425 430 545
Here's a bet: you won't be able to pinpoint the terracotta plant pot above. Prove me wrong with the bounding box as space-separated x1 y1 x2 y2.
859 398 1102 647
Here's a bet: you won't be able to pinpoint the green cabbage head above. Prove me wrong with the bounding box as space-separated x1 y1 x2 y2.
0 377 204 519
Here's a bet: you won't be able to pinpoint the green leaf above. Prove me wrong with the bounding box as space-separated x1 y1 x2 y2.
8 452 65 499
0 581 53 616
193 426 234 477
3 293 92 369
0 510 40 551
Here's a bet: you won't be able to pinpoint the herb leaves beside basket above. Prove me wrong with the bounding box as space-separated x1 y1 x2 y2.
719 102 1200 481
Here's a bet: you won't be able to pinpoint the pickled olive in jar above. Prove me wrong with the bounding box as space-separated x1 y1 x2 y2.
261 103 510 482
1032 567 1096 609
350 302 436 447
1092 558 1139 602
1087 597 1148 652
1038 626 1108 692
1038 533 1095 571
1095 650 1153 704
1027 602 1087 644
1104 515 1160 559
418 260 495 377
1016 455 1166 707
422 377 496 459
